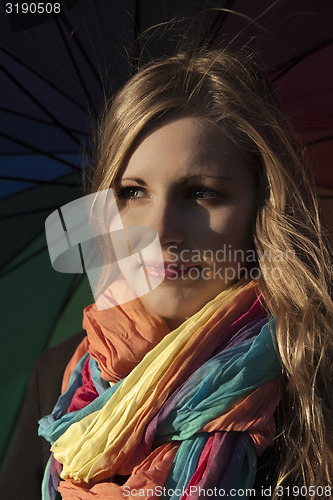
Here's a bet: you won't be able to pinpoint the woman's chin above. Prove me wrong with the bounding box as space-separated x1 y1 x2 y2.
139 279 225 327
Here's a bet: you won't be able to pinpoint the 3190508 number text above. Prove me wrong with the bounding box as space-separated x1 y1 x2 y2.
5 3 61 14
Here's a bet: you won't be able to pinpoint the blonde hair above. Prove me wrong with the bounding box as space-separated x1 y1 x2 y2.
90 49 333 497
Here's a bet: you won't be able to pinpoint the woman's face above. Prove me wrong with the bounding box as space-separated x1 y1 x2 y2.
114 117 256 329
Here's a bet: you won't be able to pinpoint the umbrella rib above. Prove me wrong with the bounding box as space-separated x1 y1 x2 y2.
53 14 97 116
204 0 235 46
0 107 89 137
132 0 142 71
0 131 82 172
0 149 84 157
202 1 276 51
0 206 72 220
271 39 333 82
0 245 46 277
306 135 333 147
0 46 88 113
0 60 82 147
0 214 68 271
58 8 104 93
0 175 81 188
43 273 90 351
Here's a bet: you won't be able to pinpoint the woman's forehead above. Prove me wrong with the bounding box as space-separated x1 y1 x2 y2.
122 116 251 181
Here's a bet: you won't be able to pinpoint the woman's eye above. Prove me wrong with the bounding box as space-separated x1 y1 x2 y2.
188 186 222 200
116 186 144 199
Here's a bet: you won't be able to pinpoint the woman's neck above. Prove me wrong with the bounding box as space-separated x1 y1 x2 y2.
164 317 186 331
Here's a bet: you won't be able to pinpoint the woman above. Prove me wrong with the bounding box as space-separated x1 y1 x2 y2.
5 48 333 499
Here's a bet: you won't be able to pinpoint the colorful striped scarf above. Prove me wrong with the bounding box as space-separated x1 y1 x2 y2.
38 280 281 499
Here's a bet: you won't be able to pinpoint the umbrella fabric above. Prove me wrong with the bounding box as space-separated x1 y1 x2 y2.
207 0 333 237
0 0 136 466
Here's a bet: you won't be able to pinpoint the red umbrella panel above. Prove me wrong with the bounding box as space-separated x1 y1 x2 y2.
207 0 333 240
270 42 333 239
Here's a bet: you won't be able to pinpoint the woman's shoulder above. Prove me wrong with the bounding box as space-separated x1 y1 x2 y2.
0 331 87 500
37 330 86 369
35 331 87 414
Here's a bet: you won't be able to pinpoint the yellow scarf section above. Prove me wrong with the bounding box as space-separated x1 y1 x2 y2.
51 280 256 483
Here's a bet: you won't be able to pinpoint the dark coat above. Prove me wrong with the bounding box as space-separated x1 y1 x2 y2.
0 331 85 500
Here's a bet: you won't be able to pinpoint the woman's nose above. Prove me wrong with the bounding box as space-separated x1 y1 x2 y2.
146 198 185 248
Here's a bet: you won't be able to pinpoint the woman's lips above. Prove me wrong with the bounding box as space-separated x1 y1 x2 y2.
143 261 201 280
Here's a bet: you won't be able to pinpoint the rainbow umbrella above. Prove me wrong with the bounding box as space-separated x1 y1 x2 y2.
0 0 136 465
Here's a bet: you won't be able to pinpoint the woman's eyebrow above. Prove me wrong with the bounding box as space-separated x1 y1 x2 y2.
178 174 233 184
118 175 232 185
118 177 147 186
